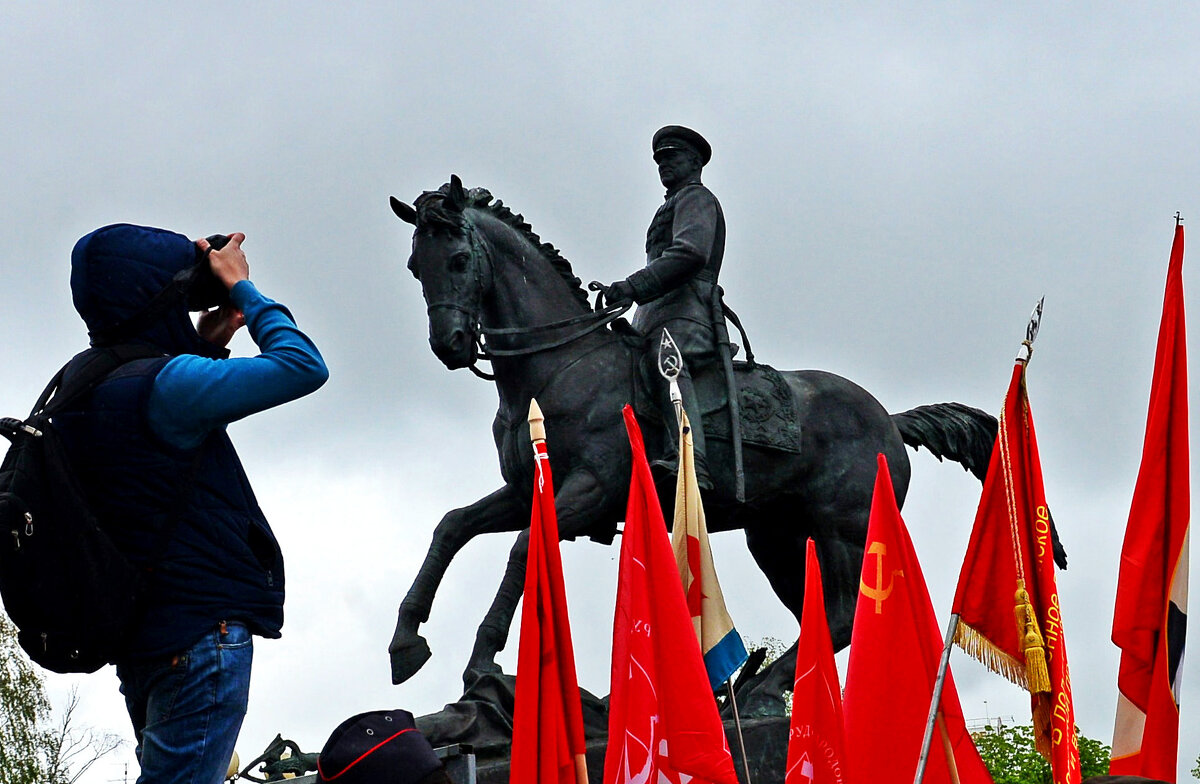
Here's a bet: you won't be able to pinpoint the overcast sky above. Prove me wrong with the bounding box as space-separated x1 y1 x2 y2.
2 3 1199 781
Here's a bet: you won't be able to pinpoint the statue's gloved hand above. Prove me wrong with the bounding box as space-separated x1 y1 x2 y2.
606 280 635 305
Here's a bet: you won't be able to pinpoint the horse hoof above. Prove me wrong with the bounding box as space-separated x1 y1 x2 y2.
389 636 432 685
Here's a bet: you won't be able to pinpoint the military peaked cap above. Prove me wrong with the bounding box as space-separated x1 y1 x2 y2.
316 709 444 784
652 125 712 165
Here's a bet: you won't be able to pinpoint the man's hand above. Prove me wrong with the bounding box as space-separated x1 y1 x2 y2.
606 280 635 305
196 232 250 291
197 303 246 348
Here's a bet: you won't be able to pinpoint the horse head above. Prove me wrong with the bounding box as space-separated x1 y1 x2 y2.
392 176 595 375
391 175 493 370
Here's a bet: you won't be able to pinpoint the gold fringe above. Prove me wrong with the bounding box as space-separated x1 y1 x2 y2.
954 622 1029 690
1031 695 1053 762
1013 581 1052 694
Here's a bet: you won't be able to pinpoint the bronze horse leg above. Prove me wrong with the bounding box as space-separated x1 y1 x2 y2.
390 484 527 685
733 522 869 716
460 467 609 689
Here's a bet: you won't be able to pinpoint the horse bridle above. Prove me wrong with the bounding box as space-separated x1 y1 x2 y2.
422 213 632 380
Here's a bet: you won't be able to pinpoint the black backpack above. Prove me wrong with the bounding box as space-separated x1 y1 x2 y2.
0 345 175 672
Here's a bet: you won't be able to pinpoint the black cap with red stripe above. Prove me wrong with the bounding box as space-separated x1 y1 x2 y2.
316 709 443 783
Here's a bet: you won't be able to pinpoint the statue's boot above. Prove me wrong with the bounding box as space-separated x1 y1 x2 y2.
650 373 714 491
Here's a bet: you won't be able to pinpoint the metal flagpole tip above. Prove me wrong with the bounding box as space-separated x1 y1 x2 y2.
658 328 683 380
1017 297 1044 363
528 398 546 443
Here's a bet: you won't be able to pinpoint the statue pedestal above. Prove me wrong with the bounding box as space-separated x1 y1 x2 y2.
414 674 791 783
278 744 476 784
471 716 789 784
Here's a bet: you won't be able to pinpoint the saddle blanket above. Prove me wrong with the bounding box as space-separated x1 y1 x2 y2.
704 361 802 454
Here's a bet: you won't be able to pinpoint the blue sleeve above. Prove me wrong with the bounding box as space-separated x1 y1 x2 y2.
148 280 329 450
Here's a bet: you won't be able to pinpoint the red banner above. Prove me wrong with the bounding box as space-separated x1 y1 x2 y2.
845 454 992 784
1111 223 1189 780
951 361 1080 783
605 406 738 784
786 538 849 784
510 407 588 784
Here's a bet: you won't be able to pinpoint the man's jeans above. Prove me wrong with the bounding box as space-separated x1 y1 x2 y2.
116 622 253 784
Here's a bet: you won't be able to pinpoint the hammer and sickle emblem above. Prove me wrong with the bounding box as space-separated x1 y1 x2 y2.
861 541 904 614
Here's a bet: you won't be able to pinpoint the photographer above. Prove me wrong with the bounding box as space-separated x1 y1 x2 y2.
57 224 328 784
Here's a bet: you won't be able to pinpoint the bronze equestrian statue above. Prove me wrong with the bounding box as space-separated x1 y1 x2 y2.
385 169 1064 714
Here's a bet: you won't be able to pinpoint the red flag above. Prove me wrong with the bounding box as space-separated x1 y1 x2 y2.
786 538 849 784
1111 223 1189 780
605 405 738 784
950 357 1080 783
510 400 588 784
844 454 992 784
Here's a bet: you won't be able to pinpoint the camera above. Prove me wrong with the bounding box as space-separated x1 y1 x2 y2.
186 234 233 311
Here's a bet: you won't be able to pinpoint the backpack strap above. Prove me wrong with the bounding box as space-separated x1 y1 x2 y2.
36 345 167 419
29 345 206 593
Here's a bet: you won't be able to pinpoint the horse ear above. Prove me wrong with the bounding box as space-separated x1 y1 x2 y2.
447 175 467 212
390 196 417 225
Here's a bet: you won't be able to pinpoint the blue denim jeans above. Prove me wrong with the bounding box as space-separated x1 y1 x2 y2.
116 621 253 784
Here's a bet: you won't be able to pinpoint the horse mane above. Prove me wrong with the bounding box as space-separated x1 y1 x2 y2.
414 183 590 309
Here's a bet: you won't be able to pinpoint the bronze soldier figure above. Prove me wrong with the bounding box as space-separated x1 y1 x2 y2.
606 125 724 489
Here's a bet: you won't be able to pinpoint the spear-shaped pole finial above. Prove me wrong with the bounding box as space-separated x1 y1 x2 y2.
657 328 685 428
1017 297 1044 364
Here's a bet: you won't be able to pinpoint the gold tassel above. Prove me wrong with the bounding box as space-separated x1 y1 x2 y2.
1013 581 1051 694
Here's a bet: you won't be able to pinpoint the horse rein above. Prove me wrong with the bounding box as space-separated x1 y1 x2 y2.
477 302 631 357
423 213 632 379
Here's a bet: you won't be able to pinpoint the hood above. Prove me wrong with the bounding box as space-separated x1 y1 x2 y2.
71 223 226 358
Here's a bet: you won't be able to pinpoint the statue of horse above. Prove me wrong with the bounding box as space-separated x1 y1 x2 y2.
387 176 1031 712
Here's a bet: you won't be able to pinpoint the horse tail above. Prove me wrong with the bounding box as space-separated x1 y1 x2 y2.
891 402 996 482
892 402 1068 569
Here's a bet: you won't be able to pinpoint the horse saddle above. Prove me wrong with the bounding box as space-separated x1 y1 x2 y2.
633 354 803 456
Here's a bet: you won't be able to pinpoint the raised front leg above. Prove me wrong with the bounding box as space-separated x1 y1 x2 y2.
389 484 527 685
462 468 610 690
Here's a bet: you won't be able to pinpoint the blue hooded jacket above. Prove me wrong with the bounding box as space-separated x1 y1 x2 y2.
57 224 327 659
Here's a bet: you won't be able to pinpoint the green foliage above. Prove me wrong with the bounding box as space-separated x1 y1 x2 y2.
744 636 793 715
973 723 1110 784
0 614 123 784
1076 733 1113 778
751 635 791 666
0 613 51 784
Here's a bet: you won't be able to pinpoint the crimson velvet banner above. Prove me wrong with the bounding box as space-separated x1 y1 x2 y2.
950 359 1080 783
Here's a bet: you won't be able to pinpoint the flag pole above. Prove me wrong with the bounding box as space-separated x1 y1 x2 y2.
726 680 752 784
658 329 752 784
914 299 1045 784
913 614 960 784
